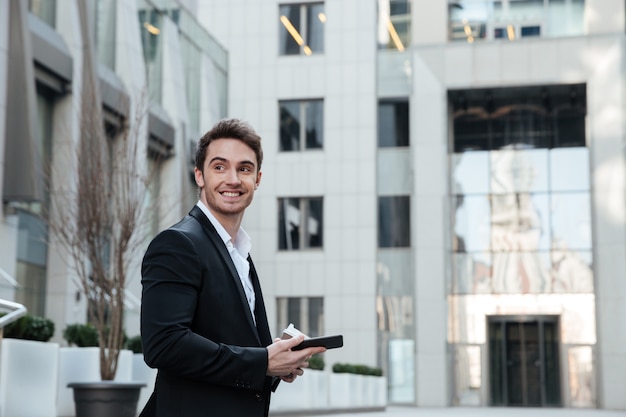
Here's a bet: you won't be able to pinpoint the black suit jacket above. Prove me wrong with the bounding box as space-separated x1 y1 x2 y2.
139 206 276 417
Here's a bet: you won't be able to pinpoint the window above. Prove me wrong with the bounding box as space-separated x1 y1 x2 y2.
279 100 324 151
377 0 410 50
279 3 325 56
278 197 323 250
378 196 411 248
449 84 593 295
276 297 324 337
378 99 409 147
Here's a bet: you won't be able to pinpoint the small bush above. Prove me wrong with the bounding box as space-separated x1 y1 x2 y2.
332 362 383 376
63 323 99 347
2 313 55 342
125 335 143 353
308 354 325 371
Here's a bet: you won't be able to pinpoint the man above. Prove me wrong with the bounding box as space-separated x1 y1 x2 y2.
140 119 325 417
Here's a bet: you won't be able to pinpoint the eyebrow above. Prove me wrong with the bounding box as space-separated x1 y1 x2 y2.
209 156 256 168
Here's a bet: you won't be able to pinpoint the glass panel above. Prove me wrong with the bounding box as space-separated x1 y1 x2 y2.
181 37 202 131
29 0 56 27
454 345 482 405
279 101 301 151
453 113 490 152
567 346 596 407
490 150 549 193
305 198 323 248
488 321 505 405
138 7 163 103
279 5 301 55
378 0 411 50
307 3 325 54
551 250 593 293
492 251 551 293
544 321 561 406
388 339 415 402
453 195 490 252
378 196 411 248
305 100 323 149
278 198 300 250
15 261 47 317
551 192 592 250
96 0 116 68
378 100 409 148
452 252 492 294
550 147 589 192
490 193 550 252
451 151 489 194
308 297 324 337
449 0 584 41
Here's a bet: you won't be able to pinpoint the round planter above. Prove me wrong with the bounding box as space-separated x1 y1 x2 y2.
68 381 146 417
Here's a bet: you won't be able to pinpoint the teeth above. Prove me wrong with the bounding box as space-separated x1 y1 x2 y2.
222 192 239 197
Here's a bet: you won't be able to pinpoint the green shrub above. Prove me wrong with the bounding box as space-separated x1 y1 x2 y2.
2 313 55 342
308 354 325 371
332 362 383 376
125 335 143 353
63 323 99 347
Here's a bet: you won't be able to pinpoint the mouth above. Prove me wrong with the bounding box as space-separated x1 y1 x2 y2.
221 191 242 197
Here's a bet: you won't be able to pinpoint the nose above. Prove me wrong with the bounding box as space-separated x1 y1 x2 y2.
225 168 241 184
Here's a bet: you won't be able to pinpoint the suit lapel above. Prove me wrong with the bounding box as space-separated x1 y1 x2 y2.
189 206 261 343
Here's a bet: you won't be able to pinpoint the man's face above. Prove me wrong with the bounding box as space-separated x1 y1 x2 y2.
194 138 261 220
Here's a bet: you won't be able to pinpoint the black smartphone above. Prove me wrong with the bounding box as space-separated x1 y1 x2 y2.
292 335 343 351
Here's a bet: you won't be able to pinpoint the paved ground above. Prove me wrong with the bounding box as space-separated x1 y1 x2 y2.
273 406 626 417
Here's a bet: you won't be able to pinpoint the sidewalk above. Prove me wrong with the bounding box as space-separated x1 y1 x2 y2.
273 406 626 417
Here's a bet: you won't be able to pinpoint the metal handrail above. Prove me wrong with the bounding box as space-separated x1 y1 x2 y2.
0 299 27 329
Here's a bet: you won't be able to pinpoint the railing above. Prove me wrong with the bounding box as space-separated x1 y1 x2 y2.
0 299 27 338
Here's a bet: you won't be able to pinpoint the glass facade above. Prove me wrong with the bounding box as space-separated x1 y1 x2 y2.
448 84 596 406
449 0 585 42
276 297 324 338
378 99 409 147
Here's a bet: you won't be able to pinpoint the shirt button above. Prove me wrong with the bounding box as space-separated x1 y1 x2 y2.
255 393 262 402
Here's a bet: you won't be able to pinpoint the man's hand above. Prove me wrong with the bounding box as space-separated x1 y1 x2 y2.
266 336 326 382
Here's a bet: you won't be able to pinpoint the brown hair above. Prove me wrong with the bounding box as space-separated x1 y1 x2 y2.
194 118 263 172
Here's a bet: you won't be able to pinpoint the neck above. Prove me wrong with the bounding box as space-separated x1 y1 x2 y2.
211 210 243 241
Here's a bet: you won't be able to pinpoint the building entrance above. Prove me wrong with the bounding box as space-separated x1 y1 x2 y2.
488 316 561 407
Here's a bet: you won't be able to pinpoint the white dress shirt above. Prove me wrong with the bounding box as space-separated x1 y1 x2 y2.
196 201 256 324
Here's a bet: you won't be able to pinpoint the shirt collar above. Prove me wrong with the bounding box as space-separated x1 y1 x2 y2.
196 201 251 256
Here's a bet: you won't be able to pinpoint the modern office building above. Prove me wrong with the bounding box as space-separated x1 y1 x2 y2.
1 0 625 411
194 0 626 410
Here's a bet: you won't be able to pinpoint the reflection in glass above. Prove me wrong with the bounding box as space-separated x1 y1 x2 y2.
279 3 325 56
490 149 548 194
551 250 593 293
453 195 490 252
377 0 410 50
378 100 409 147
568 346 596 407
377 251 415 403
279 100 323 151
378 196 411 248
490 193 549 252
452 252 492 294
550 147 590 192
454 345 481 405
492 251 551 293
451 152 489 195
551 192 591 250
278 197 323 250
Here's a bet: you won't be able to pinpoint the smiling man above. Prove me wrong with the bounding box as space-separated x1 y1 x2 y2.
139 119 325 417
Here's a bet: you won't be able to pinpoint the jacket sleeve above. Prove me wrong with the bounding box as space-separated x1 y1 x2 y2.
140 228 269 392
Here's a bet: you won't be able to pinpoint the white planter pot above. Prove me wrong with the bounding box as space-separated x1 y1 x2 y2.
132 353 157 411
57 347 134 417
328 373 352 408
0 339 59 417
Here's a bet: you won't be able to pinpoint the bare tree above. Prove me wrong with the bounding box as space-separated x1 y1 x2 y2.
48 81 150 380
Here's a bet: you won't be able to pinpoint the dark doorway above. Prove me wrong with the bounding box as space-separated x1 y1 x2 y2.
488 316 561 407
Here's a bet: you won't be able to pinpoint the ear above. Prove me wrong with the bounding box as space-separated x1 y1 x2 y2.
255 171 262 188
194 167 204 188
